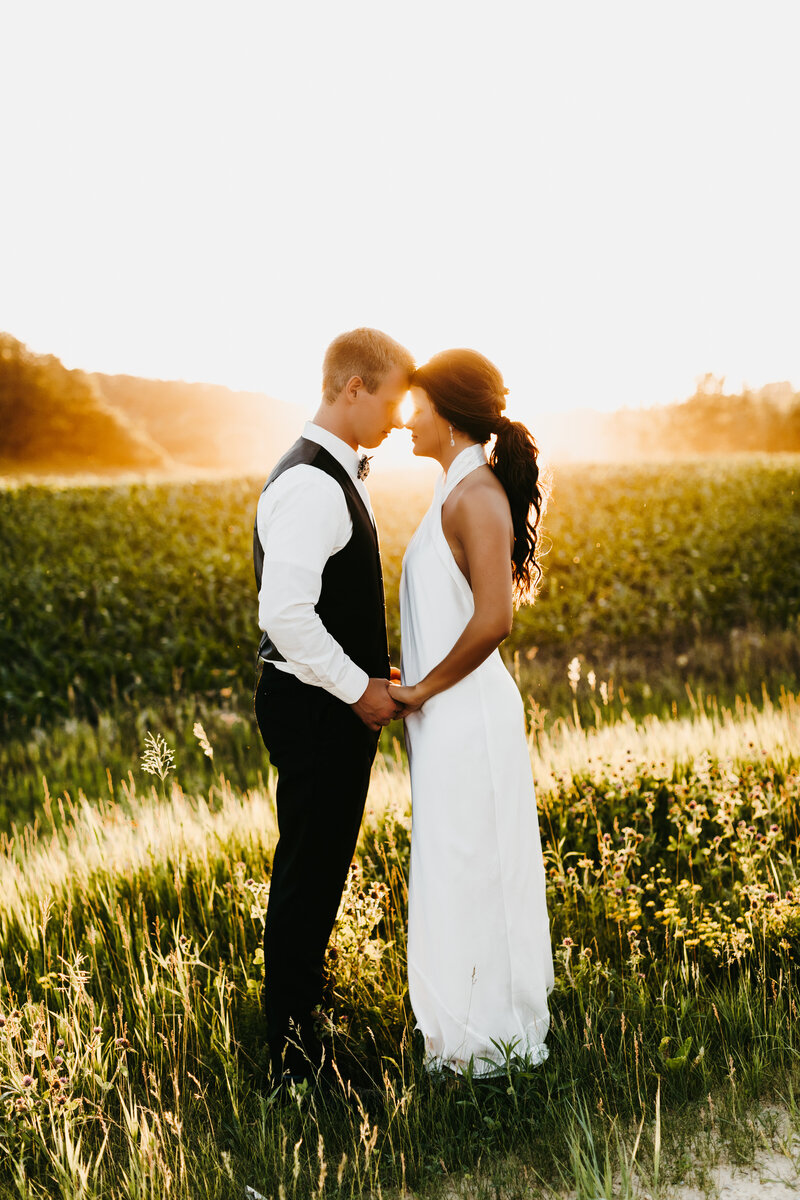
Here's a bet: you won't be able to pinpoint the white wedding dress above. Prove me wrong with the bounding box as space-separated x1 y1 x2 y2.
400 443 554 1076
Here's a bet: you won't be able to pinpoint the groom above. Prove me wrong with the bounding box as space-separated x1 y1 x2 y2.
253 327 415 1086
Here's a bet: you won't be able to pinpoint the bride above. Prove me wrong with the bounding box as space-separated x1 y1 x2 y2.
389 348 554 1077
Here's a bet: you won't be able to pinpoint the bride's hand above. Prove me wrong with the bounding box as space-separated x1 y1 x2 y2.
388 682 424 716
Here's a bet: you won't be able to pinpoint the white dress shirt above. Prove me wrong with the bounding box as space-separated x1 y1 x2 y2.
256 421 376 704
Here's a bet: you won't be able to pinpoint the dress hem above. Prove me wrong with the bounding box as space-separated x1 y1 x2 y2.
422 1040 550 1078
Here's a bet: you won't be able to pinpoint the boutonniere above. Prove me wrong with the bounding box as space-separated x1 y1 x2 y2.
357 454 372 481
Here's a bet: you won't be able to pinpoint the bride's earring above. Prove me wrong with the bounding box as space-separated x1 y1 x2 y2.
448 424 455 447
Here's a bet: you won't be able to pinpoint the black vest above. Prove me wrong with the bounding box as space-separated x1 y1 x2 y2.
253 437 390 681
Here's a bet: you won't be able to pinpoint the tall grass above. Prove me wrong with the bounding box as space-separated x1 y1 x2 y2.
1 692 800 1197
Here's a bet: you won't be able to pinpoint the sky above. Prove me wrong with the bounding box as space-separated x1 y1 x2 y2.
2 1 799 437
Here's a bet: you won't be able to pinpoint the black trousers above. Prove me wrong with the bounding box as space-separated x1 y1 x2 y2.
254 661 379 1074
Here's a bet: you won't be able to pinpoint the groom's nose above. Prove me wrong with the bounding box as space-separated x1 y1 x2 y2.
389 405 405 430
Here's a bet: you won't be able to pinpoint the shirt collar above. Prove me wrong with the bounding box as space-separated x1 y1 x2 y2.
302 421 362 481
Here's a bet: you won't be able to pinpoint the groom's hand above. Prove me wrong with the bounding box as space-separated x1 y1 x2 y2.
351 677 400 731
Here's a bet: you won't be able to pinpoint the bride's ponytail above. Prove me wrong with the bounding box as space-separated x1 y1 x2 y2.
411 349 548 606
489 415 546 605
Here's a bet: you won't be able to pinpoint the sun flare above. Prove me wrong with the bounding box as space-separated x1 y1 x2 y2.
400 394 415 427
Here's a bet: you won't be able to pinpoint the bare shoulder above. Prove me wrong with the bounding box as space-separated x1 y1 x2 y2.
447 467 511 534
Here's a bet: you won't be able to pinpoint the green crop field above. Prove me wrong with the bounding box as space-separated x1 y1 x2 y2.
2 457 799 723
1 458 799 819
1 457 800 1197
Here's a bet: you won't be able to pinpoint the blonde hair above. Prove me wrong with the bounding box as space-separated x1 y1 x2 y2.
322 328 415 404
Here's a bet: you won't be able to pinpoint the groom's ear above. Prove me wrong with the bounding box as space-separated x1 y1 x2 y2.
344 375 364 403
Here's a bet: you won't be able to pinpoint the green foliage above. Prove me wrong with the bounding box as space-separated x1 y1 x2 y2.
512 456 800 648
2 459 799 735
0 722 799 1197
0 477 256 728
543 749 800 968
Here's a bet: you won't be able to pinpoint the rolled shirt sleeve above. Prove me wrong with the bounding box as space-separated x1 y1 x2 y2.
256 465 370 704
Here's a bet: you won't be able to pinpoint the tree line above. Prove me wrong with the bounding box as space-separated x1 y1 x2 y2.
2 333 798 471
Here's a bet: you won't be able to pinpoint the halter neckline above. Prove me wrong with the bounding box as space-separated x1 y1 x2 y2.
441 443 487 501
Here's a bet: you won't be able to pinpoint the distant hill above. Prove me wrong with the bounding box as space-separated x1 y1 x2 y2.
92 373 304 472
0 332 306 476
0 333 170 472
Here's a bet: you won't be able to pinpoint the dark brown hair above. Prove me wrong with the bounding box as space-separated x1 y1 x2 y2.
411 348 547 604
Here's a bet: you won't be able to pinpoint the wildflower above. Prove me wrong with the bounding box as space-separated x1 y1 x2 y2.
192 721 214 760
765 893 778 904
567 657 581 694
54 1056 63 1066
0 1015 5 1028
770 824 780 833
56 1038 64 1048
22 1075 33 1087
562 937 574 947
140 731 175 782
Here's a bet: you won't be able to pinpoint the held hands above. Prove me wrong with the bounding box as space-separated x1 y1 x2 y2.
351 677 402 732
387 681 425 715
351 668 423 731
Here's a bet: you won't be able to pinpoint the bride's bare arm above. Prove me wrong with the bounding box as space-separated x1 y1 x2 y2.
389 480 514 713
